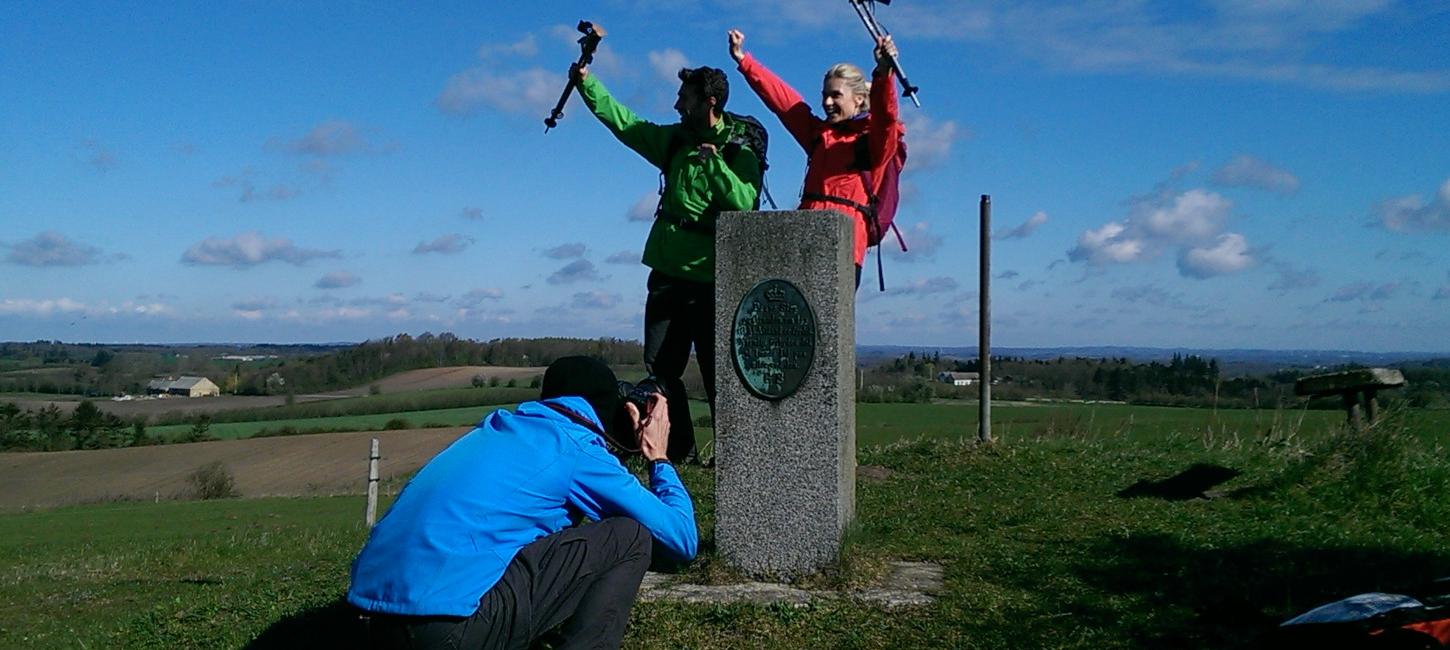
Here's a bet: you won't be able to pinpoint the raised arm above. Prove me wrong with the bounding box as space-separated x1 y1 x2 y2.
730 29 821 151
867 36 904 193
574 66 674 170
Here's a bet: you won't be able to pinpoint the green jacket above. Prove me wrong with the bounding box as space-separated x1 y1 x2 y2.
578 75 761 283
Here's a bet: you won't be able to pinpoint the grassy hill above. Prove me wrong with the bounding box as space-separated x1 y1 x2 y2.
0 403 1446 647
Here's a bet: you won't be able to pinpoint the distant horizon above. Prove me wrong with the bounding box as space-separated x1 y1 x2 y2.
4 336 1447 359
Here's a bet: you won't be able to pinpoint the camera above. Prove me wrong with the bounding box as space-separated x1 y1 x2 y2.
619 377 667 416
600 378 666 454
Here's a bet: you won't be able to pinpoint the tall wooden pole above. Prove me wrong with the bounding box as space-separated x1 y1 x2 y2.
366 438 380 527
979 195 993 444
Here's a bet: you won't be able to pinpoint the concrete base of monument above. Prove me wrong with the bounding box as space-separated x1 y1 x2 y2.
637 561 943 610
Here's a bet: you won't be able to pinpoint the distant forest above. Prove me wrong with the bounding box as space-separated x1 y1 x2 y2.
1 335 1448 453
863 351 1450 409
0 334 642 397
2 334 1446 407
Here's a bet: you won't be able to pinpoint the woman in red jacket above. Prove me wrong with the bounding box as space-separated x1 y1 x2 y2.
729 28 905 288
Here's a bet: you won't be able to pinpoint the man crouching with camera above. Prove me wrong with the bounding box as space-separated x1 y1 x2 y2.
348 356 697 649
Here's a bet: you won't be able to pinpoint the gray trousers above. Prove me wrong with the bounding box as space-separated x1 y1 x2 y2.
364 518 653 650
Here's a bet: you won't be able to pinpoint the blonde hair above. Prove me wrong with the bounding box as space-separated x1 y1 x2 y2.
823 63 871 113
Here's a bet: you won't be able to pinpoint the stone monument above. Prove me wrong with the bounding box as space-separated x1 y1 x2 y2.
714 209 856 579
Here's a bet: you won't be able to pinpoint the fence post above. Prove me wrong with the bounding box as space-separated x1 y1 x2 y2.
979 195 993 444
366 438 380 527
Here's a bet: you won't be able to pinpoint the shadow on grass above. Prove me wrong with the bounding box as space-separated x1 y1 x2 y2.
244 599 366 650
1117 463 1242 501
1053 533 1450 649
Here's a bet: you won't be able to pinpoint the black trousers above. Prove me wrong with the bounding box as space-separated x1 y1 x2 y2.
642 270 714 463
365 517 653 650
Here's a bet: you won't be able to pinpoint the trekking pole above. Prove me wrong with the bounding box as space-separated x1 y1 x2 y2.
847 0 921 107
544 21 607 133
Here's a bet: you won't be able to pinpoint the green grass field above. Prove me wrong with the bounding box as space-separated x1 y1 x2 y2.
152 386 537 425
147 405 509 440
147 396 1450 449
1 402 1446 648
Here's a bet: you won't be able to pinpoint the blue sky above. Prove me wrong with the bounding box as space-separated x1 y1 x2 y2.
2 1 1448 352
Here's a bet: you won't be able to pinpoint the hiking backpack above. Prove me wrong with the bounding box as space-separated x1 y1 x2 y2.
806 131 909 291
658 112 776 220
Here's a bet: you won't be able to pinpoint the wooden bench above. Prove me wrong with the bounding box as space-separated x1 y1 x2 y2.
1294 368 1407 426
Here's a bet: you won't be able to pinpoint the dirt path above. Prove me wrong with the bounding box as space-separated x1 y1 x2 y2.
0 427 473 512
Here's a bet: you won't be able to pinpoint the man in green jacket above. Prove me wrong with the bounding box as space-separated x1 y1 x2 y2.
572 62 761 463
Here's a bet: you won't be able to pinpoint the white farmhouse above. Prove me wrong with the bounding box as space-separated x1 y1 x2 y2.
936 371 980 386
146 376 221 397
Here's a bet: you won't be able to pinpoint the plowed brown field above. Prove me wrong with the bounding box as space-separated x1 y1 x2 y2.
1 365 546 417
0 427 472 512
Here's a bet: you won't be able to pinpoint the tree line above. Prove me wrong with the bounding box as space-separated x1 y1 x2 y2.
0 334 643 397
862 352 1450 409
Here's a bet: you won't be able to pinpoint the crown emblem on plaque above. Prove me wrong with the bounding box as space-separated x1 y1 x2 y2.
764 284 786 302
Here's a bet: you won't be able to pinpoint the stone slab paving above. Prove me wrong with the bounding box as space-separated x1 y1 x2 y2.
638 561 943 610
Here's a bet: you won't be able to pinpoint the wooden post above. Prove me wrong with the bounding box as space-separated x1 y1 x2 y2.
978 195 993 444
366 438 380 527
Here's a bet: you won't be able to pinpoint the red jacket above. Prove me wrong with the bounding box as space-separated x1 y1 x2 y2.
738 53 904 266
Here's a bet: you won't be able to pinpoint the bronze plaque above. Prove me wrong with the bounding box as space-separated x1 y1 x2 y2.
732 279 816 400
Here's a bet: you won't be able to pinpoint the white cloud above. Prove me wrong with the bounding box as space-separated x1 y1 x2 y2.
4 231 103 267
1068 187 1250 277
548 259 601 285
349 293 410 308
412 234 474 255
649 49 690 82
547 25 625 77
572 291 620 309
901 114 961 171
457 288 504 308
477 34 538 59
1142 189 1232 241
315 271 360 289
1325 281 1401 303
0 297 88 316
746 1 1448 94
436 67 559 117
232 297 279 312
460 207 484 221
1111 284 1177 307
211 172 303 203
182 232 340 268
1376 178 1450 232
891 276 960 296
0 297 174 320
268 120 385 157
232 297 278 320
885 221 942 261
994 211 1048 240
627 192 659 222
285 306 372 322
543 243 587 259
1211 155 1300 194
1177 232 1256 278
1068 221 1146 265
1268 262 1320 294
605 250 639 265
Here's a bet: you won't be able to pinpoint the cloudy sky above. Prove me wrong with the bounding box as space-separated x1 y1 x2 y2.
2 1 1447 352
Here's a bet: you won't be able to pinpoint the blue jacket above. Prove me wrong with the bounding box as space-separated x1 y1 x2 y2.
346 396 698 617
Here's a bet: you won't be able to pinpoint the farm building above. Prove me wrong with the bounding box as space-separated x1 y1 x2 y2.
146 376 220 397
936 371 980 386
